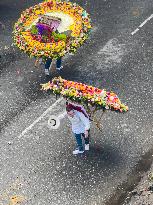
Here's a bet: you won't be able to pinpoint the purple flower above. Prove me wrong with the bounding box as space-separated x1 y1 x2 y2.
36 23 53 35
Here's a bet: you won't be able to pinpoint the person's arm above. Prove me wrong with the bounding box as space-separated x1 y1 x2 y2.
78 112 90 136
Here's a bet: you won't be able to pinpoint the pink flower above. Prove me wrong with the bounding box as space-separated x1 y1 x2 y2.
109 96 114 101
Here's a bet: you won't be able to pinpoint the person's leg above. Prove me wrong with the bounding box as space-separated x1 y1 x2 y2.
35 57 42 67
56 57 63 70
44 58 52 75
84 136 89 145
82 131 90 151
45 58 52 69
73 133 84 153
82 132 90 145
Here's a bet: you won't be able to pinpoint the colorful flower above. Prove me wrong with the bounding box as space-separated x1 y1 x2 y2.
13 0 92 60
41 77 129 112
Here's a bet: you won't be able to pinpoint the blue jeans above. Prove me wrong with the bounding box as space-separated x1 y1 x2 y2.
45 57 62 70
74 133 89 151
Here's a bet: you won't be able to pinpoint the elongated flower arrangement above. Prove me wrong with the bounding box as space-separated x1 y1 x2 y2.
41 77 128 113
13 0 91 60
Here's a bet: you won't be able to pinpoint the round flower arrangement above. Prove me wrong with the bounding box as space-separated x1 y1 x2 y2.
41 77 129 112
13 0 92 60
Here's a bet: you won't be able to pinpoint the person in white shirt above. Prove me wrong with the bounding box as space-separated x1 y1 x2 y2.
66 105 90 155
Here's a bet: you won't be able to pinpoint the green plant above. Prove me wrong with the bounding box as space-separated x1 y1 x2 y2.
30 25 38 35
52 31 67 42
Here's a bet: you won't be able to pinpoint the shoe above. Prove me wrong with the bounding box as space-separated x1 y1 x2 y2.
73 149 84 155
45 69 50 76
85 144 89 151
56 66 63 71
39 58 43 64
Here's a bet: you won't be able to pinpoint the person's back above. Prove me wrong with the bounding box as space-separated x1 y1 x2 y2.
67 110 90 134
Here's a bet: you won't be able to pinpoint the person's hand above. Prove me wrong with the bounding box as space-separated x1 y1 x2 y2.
85 130 88 138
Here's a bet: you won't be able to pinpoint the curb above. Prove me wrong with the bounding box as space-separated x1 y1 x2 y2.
105 148 153 205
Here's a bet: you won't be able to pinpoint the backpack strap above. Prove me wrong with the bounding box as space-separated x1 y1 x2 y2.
66 102 89 118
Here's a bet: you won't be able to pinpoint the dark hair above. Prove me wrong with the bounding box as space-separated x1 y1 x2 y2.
66 101 89 118
66 104 74 112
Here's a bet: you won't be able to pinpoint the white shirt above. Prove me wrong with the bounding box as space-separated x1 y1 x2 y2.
67 110 90 134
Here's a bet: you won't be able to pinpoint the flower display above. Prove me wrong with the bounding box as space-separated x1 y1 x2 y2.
13 0 92 60
41 77 128 112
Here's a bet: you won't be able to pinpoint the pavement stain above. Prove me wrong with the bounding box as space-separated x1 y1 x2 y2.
8 195 25 205
132 8 141 17
0 178 25 205
0 195 25 205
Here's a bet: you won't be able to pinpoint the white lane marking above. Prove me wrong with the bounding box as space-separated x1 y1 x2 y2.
139 14 153 27
131 14 153 35
18 98 63 138
131 28 139 35
58 111 67 120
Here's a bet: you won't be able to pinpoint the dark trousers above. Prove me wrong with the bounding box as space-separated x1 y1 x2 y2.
45 57 62 70
74 133 89 151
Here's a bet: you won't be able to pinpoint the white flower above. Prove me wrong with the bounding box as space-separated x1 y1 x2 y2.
109 96 114 101
44 12 74 33
100 90 105 97
105 105 109 109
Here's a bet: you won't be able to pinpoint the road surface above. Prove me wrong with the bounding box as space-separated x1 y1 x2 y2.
0 0 153 204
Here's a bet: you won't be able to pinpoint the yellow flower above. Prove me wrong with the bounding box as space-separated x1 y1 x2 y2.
14 0 91 58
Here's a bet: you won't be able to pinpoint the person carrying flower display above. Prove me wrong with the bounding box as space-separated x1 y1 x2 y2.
66 104 90 155
44 57 63 76
13 0 92 70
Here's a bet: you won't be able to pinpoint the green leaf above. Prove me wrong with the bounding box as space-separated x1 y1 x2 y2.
30 25 38 35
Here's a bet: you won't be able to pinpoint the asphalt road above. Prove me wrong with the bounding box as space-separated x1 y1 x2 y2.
0 0 153 205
